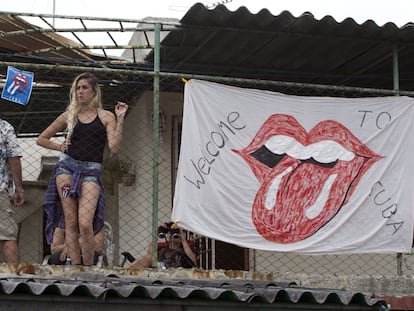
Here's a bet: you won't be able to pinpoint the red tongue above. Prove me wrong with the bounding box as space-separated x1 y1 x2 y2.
253 156 368 243
255 160 332 234
274 162 333 233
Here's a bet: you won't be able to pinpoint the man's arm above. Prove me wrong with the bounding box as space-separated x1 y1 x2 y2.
7 157 24 206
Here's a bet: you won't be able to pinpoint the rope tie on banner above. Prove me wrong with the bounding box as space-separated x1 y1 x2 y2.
181 78 188 83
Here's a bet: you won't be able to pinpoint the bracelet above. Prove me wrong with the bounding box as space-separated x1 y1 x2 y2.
15 189 24 194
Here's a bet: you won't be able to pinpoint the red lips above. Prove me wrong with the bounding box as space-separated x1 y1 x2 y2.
233 114 382 243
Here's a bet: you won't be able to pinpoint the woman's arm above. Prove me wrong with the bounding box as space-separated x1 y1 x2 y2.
180 230 197 266
102 102 128 156
36 112 68 152
128 244 152 269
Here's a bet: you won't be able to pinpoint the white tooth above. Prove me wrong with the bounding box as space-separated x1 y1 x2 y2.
310 141 354 163
265 135 354 163
265 166 293 210
304 173 338 219
265 135 297 154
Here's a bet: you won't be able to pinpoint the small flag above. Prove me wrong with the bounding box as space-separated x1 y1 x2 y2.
1 66 34 105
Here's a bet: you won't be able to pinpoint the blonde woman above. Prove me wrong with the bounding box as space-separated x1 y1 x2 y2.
37 72 128 266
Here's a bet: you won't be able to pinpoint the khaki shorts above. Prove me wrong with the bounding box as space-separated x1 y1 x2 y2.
0 190 18 240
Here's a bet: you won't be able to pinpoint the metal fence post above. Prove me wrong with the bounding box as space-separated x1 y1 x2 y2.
151 22 161 268
393 44 403 276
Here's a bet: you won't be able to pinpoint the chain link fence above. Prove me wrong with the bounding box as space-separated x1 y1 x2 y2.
1 62 412 276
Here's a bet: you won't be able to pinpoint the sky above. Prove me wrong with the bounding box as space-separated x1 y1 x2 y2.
1 0 414 27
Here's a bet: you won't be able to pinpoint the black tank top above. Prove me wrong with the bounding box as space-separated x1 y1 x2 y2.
67 114 106 163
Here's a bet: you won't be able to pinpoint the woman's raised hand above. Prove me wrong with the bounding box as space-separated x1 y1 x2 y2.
115 101 128 117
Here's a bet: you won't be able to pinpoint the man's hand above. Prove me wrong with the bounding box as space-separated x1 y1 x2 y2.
14 190 24 207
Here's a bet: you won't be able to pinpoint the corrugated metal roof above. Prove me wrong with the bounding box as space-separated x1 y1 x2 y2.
0 271 387 309
0 14 108 65
148 3 414 91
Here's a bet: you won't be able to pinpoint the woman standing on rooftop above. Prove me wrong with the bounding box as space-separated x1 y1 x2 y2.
37 72 128 266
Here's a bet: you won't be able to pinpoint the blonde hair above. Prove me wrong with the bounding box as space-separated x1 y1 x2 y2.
66 72 103 140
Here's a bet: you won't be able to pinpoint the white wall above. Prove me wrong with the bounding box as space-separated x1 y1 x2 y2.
117 90 184 260
19 137 62 181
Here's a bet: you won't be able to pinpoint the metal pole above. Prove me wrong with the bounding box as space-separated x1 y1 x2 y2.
52 0 56 27
393 44 403 276
151 22 161 268
393 45 400 92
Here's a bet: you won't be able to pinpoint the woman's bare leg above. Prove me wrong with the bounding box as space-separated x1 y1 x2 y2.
78 181 100 266
56 174 81 265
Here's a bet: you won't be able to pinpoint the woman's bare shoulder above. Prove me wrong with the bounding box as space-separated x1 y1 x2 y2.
53 111 69 124
57 110 68 119
98 109 115 123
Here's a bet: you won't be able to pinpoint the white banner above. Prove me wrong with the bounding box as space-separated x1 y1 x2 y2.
172 79 414 254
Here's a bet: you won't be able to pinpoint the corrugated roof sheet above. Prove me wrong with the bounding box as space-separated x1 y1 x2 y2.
147 3 414 91
0 264 388 308
0 271 387 309
0 14 109 65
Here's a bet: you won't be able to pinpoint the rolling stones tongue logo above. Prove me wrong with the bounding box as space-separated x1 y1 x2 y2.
233 114 382 244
